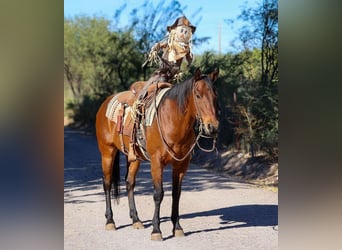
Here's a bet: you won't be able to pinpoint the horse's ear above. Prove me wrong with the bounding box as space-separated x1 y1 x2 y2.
209 68 219 82
194 68 202 81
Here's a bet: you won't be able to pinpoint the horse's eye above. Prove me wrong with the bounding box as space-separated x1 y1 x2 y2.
196 94 201 99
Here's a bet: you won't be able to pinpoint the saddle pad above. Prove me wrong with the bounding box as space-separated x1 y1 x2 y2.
105 94 124 122
145 88 170 126
122 106 133 136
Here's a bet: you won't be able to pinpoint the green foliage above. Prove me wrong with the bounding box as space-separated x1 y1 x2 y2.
193 49 264 153
66 95 106 127
222 0 278 159
64 16 112 100
194 46 277 159
64 15 145 123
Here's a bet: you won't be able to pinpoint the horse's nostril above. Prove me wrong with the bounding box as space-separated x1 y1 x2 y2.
208 124 217 134
207 123 217 135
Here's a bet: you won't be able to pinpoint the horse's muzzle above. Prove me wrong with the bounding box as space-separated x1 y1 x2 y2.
204 122 219 137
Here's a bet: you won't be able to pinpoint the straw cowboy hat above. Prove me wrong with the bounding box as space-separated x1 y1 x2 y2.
167 16 196 33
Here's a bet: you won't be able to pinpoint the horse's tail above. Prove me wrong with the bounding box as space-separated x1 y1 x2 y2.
112 151 120 204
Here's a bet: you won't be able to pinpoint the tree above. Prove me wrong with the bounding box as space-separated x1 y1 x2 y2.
192 50 261 150
64 16 112 101
236 0 278 84
64 16 146 125
224 0 278 158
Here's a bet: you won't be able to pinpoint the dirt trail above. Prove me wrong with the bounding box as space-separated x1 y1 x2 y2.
64 127 278 250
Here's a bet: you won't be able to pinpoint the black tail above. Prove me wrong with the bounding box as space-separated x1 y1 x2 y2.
112 151 120 204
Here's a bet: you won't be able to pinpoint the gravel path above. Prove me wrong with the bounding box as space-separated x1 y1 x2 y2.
64 127 278 250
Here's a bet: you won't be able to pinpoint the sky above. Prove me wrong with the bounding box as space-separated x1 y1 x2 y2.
64 0 259 54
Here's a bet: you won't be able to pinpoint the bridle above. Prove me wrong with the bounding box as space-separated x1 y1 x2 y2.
155 77 217 162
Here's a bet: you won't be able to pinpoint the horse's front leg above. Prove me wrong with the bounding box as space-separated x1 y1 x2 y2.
150 159 164 241
171 160 189 237
126 159 144 229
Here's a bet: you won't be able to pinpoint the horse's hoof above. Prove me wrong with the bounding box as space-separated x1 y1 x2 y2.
132 221 144 229
151 233 163 241
174 229 185 237
105 223 116 231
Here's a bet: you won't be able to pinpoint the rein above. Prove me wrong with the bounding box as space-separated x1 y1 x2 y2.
155 79 217 162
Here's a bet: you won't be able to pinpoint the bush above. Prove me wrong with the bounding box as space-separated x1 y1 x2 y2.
66 95 106 130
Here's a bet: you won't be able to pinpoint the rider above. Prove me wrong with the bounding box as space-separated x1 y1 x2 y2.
128 16 196 162
138 15 196 99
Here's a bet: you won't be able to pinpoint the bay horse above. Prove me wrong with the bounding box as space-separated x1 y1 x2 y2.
95 68 219 241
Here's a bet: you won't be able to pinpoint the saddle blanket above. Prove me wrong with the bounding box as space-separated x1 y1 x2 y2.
105 88 170 126
144 88 170 126
105 94 121 122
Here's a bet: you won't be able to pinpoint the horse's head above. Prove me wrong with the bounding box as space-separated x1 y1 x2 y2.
192 68 220 137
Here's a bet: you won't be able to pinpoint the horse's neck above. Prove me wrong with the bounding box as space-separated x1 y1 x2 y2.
160 95 197 139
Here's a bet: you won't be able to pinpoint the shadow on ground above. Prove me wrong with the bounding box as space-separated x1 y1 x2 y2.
64 127 239 204
183 204 277 227
115 204 278 241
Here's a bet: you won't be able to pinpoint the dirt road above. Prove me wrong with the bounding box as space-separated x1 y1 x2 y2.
64 127 278 250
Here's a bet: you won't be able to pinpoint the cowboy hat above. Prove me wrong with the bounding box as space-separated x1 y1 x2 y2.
167 16 196 33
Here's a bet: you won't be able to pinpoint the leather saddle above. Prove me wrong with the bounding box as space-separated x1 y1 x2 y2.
115 80 172 161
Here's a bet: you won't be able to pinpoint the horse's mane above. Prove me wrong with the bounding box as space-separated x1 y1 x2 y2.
163 74 214 112
163 77 194 112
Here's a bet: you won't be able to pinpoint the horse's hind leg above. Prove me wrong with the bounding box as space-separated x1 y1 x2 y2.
101 148 119 230
125 159 144 229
